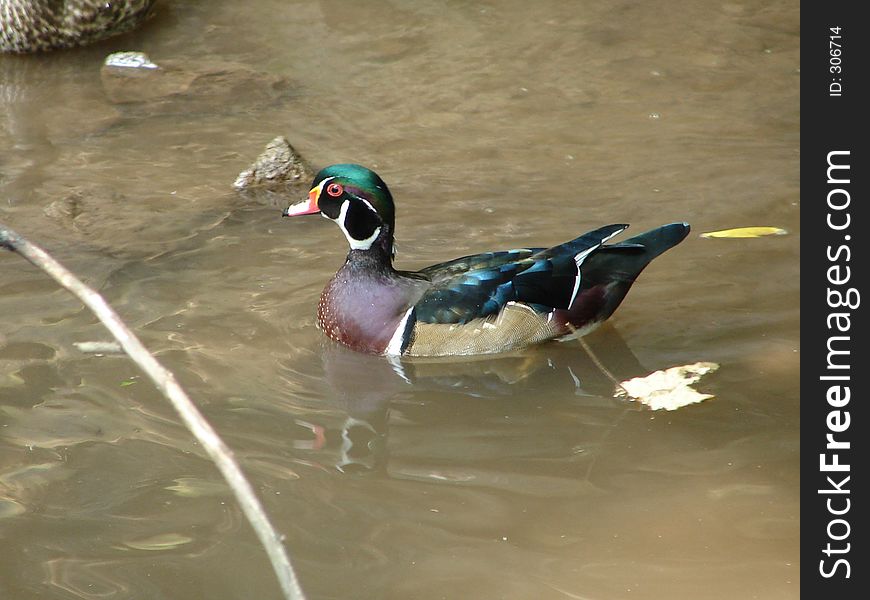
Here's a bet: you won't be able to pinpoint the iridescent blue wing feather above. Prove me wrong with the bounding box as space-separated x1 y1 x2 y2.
417 248 540 282
413 259 525 324
412 225 631 324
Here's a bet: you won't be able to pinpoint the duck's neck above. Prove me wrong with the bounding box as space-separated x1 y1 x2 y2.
344 229 395 275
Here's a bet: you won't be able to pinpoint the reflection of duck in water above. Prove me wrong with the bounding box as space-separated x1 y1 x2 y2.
296 327 649 474
1 0 155 53
283 164 689 357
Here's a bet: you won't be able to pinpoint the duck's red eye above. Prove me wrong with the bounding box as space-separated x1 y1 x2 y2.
326 183 344 197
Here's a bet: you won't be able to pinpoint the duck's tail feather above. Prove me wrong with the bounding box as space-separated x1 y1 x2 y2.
588 222 690 283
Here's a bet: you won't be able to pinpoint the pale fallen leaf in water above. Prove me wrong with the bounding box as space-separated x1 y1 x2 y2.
73 341 123 354
700 226 787 238
165 477 228 498
616 362 719 410
124 533 194 551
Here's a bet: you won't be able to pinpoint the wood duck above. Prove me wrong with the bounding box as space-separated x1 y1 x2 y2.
283 164 689 357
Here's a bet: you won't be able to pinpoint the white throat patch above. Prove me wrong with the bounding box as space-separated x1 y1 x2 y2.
332 199 381 250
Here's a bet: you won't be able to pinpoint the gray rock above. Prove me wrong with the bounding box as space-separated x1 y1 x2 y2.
100 55 294 115
233 136 313 190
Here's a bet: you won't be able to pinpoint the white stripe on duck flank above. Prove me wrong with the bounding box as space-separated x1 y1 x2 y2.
385 307 415 355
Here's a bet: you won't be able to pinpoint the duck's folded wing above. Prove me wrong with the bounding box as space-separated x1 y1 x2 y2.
412 259 529 324
411 225 630 324
417 248 541 283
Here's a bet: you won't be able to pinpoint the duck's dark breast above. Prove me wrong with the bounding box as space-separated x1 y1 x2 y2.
317 272 412 355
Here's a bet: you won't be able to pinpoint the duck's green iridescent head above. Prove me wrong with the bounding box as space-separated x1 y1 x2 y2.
283 164 396 252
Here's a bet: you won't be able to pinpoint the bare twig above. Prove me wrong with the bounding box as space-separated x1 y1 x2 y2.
565 331 637 483
575 337 632 397
1 224 305 600
565 324 632 398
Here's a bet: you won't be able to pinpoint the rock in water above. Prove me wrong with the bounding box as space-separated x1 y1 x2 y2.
100 54 293 115
234 136 313 190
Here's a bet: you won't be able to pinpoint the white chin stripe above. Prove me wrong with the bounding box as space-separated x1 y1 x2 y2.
348 227 381 250
336 199 381 250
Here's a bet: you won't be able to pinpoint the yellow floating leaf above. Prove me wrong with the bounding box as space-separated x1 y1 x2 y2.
124 533 194 551
616 362 719 411
701 226 787 239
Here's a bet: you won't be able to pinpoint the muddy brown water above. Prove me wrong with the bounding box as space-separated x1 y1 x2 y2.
1 1 798 598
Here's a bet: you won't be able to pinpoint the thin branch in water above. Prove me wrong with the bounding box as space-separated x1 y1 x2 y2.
566 324 632 398
1 224 305 600
564 326 638 483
